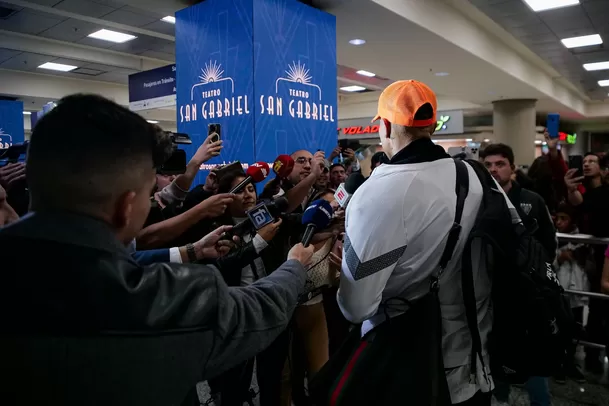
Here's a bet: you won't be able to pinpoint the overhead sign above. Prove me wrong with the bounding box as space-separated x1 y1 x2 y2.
0 100 24 148
176 0 337 186
338 109 465 138
129 64 176 111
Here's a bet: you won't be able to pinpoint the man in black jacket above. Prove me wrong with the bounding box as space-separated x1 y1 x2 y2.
0 94 314 406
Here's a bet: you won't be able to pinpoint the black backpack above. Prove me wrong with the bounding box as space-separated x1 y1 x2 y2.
454 159 574 384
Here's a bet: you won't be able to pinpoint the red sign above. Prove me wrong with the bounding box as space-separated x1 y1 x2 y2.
338 125 379 135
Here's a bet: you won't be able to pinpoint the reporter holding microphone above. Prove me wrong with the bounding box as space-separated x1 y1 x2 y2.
0 94 315 406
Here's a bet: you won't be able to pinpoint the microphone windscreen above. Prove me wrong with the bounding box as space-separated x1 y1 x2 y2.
268 196 289 215
273 155 295 178
345 172 366 194
246 162 270 183
302 199 333 230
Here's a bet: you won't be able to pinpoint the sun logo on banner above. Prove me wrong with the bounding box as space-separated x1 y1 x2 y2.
0 128 13 149
190 60 235 99
275 61 322 100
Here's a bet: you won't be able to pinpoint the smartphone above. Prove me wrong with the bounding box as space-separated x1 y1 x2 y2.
214 161 244 179
568 155 583 177
158 149 187 175
546 113 560 139
208 123 221 143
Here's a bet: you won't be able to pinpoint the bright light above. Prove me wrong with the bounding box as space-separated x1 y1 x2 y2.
340 85 366 92
356 70 376 77
598 80 609 86
535 140 543 145
466 138 473 142
147 120 159 124
561 34 602 48
161 16 175 24
435 72 450 77
523 0 579 12
38 62 78 72
583 61 609 71
88 29 136 43
349 39 366 46
23 111 31 115
484 138 490 142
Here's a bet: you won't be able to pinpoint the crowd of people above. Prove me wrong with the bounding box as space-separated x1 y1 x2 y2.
0 80 608 406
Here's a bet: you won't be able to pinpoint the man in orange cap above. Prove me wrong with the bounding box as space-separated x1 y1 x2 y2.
336 80 492 405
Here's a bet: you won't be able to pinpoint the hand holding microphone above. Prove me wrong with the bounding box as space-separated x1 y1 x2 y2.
229 162 270 194
301 199 334 247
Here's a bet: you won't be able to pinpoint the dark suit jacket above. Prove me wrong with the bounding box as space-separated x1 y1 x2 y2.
0 212 306 406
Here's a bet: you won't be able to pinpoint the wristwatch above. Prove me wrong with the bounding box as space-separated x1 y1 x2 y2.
186 243 198 262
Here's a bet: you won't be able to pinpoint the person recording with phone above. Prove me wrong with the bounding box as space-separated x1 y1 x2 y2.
0 94 316 406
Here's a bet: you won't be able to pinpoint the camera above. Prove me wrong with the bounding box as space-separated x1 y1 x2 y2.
158 132 192 175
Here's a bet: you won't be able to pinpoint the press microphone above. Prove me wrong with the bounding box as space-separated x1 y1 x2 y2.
334 172 366 208
220 197 289 240
272 155 295 179
229 162 270 194
301 199 334 247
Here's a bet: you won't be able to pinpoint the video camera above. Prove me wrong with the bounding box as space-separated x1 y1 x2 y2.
157 132 191 176
0 141 28 166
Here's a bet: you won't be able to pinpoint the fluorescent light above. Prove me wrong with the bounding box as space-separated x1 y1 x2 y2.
23 111 31 115
161 16 175 24
598 80 609 86
535 140 543 145
523 0 579 12
484 138 490 142
584 61 609 71
349 39 366 46
356 70 375 77
88 29 136 43
561 34 602 48
340 85 366 92
147 120 159 124
466 138 473 142
435 72 450 77
38 62 78 72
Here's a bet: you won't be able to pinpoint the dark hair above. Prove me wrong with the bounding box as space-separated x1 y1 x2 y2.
311 188 336 202
414 103 434 121
480 143 515 166
371 151 387 168
26 94 173 212
330 163 345 172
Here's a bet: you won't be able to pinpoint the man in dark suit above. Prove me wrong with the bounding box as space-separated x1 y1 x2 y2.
0 94 314 406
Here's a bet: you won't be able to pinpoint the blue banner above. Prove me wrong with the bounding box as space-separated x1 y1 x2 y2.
0 100 24 149
253 0 337 163
175 0 337 187
129 64 177 111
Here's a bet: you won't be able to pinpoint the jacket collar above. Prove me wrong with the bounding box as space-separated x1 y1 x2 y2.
388 137 450 165
1 211 128 255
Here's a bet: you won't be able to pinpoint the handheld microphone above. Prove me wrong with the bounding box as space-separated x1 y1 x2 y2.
334 172 366 208
229 162 270 194
272 155 295 179
220 197 289 240
301 199 334 247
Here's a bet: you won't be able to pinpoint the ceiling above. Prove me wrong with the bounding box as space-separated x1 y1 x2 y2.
469 0 609 101
0 0 607 127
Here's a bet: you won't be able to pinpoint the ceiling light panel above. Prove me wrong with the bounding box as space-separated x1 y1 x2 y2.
584 61 609 71
340 85 366 92
161 16 175 24
356 70 375 77
522 0 580 12
88 29 136 43
561 34 602 48
349 39 366 46
38 62 78 72
599 80 609 87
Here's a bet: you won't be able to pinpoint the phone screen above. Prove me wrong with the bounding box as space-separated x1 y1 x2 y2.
568 155 583 177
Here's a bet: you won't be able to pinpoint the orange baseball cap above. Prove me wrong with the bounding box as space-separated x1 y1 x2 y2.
371 80 438 127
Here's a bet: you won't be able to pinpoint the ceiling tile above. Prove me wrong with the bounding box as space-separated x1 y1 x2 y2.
23 0 62 5
0 52 55 71
0 10 66 35
142 20 175 36
81 63 117 71
38 18 102 42
0 48 21 63
76 36 116 49
119 5 163 20
110 37 158 54
102 9 157 27
140 50 174 61
54 0 116 18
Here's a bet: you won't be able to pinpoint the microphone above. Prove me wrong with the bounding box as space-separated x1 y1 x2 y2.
301 199 334 247
229 162 270 194
334 172 366 208
220 197 289 240
272 155 295 179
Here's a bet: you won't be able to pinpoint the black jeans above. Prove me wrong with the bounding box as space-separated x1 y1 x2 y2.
454 391 492 406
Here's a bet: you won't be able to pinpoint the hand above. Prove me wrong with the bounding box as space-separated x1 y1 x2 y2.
192 135 223 165
329 146 341 161
342 148 355 161
543 130 559 152
197 193 235 218
311 150 326 177
288 243 315 267
257 218 282 242
564 169 584 193
0 163 26 191
558 250 574 264
193 225 238 259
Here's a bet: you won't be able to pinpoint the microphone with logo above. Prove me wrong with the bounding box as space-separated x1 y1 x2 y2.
333 172 366 208
219 196 289 241
301 199 334 247
272 155 295 179
229 162 270 194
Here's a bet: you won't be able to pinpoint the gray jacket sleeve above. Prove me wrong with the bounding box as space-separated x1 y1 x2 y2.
157 180 189 207
204 259 306 377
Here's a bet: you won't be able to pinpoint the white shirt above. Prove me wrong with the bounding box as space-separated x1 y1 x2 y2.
338 158 516 403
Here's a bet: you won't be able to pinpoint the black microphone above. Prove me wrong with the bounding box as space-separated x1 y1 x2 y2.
345 172 366 194
301 199 334 247
219 197 289 241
